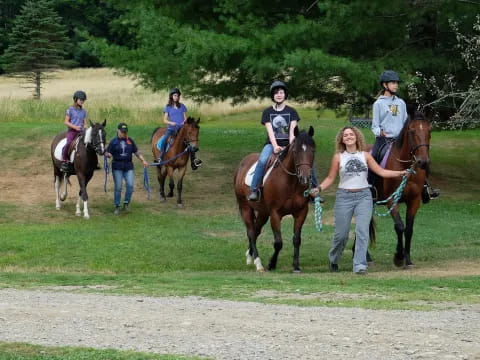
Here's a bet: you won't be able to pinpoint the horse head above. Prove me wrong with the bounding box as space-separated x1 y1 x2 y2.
292 126 315 186
405 111 431 170
86 119 107 156
183 117 200 152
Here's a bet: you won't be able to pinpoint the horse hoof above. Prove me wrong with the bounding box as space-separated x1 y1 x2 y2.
177 203 183 209
56 206 60 210
292 268 302 274
167 193 174 198
256 267 265 273
405 263 416 269
75 212 81 217
393 256 405 268
84 215 90 220
159 197 166 202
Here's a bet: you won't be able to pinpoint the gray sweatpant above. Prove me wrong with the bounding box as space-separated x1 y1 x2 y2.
329 188 373 273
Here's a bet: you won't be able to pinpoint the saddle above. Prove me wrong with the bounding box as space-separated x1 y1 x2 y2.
156 133 177 154
244 149 288 187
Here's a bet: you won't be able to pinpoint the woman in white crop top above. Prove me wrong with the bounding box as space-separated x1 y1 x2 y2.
314 126 407 274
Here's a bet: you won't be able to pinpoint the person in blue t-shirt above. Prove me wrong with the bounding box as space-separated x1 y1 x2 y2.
105 123 149 215
61 90 88 172
157 88 202 169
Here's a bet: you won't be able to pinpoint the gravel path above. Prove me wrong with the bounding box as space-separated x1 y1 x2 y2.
0 289 479 359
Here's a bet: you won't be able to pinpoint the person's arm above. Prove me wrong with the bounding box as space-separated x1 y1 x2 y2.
317 153 340 192
365 152 406 178
265 122 283 154
371 102 382 137
64 113 81 131
163 112 174 126
183 105 187 124
289 120 298 144
135 152 149 167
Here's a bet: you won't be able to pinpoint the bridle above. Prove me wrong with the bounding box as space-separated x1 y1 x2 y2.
276 141 314 180
89 127 106 155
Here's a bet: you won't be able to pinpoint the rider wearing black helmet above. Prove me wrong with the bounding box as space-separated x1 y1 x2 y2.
61 90 88 172
370 70 439 202
156 88 202 169
247 81 301 201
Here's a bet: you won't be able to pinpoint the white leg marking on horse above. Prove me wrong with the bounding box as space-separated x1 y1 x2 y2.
254 257 264 272
83 200 90 219
76 197 82 216
55 176 61 209
246 248 253 265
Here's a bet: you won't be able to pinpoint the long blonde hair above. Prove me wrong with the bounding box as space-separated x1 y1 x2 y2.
335 126 367 153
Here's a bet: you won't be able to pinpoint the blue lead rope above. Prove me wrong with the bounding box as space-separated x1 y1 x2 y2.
374 168 416 217
304 189 323 232
143 167 151 199
103 155 110 192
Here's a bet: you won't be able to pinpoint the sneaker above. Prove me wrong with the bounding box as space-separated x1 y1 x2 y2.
247 190 259 201
329 263 339 272
113 206 120 215
428 187 440 199
123 203 130 212
193 158 202 167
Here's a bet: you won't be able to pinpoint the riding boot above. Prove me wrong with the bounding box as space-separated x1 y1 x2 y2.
191 158 202 170
61 161 71 173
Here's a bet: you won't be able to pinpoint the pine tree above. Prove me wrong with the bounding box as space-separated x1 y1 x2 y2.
1 0 69 99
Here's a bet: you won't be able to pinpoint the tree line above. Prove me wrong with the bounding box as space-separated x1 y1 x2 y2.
1 0 479 126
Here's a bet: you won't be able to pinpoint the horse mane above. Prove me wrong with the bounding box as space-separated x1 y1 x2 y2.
395 111 426 149
83 127 92 144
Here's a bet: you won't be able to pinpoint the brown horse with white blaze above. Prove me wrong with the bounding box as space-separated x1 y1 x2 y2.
234 126 315 272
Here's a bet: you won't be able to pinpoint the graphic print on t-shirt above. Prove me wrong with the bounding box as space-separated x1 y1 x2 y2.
389 104 399 116
345 158 368 176
270 113 291 139
120 140 127 156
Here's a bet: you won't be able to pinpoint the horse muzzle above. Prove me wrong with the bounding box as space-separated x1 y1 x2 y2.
297 170 312 186
415 157 430 170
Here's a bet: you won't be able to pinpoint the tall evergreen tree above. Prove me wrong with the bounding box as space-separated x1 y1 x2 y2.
1 0 69 99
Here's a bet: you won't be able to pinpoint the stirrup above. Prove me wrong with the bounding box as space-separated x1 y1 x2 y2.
247 190 260 201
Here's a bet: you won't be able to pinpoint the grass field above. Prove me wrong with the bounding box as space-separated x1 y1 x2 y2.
1 68 479 312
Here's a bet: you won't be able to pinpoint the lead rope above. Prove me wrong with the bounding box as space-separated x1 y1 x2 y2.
374 168 416 216
303 188 323 232
143 167 151 199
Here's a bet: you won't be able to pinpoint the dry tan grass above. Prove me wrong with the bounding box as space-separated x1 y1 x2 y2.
0 68 274 117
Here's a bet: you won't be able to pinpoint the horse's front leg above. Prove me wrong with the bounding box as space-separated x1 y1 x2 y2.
390 206 405 267
176 166 187 208
268 211 283 271
77 174 90 219
167 166 175 198
404 200 420 268
292 206 308 273
157 166 166 201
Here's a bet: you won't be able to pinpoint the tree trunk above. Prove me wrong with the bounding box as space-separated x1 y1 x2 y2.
34 71 41 100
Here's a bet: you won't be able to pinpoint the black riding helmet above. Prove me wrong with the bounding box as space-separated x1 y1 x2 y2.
169 88 181 96
73 90 87 102
270 81 288 101
379 70 401 86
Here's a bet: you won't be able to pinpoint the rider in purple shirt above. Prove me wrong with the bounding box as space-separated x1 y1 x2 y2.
61 90 88 171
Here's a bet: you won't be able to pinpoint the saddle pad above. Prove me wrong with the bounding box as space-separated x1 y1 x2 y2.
54 138 76 162
244 161 275 187
379 143 393 168
156 137 171 153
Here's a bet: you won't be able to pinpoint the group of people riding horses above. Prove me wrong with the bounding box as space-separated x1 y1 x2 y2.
59 88 202 215
58 70 439 274
243 71 439 275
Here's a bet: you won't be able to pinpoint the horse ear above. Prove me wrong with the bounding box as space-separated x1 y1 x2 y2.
196 118 200 124
102 119 106 127
294 126 299 137
406 103 417 120
308 126 314 137
89 120 93 127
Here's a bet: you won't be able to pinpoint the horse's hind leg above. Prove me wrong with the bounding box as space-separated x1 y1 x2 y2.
268 211 283 271
391 209 405 267
54 175 62 210
241 203 266 272
404 201 420 268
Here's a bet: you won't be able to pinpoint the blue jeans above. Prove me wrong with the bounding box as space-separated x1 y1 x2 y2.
250 144 273 192
113 169 134 207
329 188 372 273
250 144 318 191
160 128 177 158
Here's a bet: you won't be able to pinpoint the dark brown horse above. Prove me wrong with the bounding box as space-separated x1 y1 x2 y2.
375 111 432 267
151 117 200 207
50 120 106 219
234 126 315 272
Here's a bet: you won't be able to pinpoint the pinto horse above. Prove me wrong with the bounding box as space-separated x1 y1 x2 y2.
50 120 106 219
375 111 432 267
234 126 315 272
151 117 200 207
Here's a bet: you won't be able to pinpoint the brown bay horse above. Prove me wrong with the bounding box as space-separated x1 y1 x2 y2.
375 111 432 268
50 120 106 219
151 117 200 207
234 126 315 272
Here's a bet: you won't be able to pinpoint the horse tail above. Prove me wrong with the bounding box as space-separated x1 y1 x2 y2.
369 216 376 248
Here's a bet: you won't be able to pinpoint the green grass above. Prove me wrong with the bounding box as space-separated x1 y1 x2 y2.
0 342 206 360
1 102 480 310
